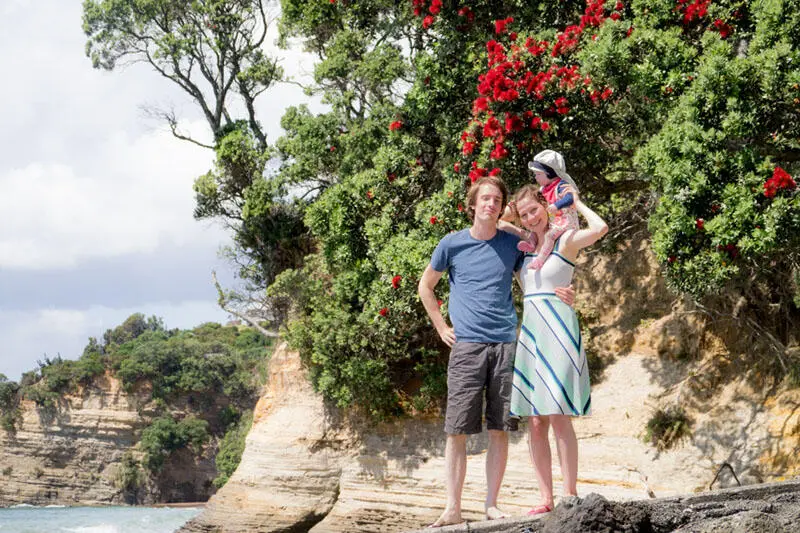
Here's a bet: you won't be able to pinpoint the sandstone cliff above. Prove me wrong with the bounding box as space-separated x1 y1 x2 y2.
181 235 800 532
0 373 218 506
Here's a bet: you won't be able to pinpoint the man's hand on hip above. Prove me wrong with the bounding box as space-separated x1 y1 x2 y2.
555 284 576 306
437 325 456 347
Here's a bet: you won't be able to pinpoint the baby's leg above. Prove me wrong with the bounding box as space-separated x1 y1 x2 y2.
517 233 538 253
529 226 566 270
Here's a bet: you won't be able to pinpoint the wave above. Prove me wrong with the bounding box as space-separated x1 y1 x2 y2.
63 525 120 533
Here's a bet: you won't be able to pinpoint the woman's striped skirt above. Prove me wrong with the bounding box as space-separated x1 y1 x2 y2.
510 295 591 417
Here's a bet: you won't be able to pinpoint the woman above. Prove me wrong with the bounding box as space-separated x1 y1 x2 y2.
507 183 608 515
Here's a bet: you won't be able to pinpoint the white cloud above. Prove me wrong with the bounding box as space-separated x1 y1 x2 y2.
0 301 230 382
0 1 322 377
0 122 223 270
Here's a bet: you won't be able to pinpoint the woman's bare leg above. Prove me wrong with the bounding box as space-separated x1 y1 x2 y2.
528 416 554 507
550 415 578 496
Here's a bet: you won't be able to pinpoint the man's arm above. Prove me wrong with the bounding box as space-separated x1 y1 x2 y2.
554 285 575 306
418 264 456 347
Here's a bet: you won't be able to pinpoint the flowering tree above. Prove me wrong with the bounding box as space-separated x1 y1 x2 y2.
268 0 799 415
89 0 800 415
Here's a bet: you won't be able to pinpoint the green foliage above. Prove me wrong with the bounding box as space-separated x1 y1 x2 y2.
108 319 271 404
103 313 164 349
0 374 21 434
213 412 252 488
643 405 692 451
87 0 800 417
115 451 142 493
139 415 210 472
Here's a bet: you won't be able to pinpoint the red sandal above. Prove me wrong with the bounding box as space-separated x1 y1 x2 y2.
526 504 553 516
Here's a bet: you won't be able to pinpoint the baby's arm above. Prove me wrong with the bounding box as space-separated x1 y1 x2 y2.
554 181 574 209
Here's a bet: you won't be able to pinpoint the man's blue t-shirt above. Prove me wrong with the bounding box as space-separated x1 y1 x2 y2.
431 228 523 343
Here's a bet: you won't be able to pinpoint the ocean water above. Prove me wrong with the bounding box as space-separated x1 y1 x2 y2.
0 505 203 533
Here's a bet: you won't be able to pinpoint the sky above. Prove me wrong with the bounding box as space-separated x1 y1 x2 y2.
0 0 321 381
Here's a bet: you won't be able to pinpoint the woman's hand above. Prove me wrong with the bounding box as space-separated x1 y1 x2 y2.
561 185 580 204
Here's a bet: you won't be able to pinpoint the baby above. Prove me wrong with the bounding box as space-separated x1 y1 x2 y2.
517 149 579 270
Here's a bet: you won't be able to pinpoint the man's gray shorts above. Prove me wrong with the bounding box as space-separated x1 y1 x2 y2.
445 342 518 434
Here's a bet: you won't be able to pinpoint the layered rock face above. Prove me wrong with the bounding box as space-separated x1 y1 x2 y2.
0 373 148 505
0 374 217 506
179 343 345 532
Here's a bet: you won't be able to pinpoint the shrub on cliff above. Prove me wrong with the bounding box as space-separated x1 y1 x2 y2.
0 374 21 433
139 415 210 472
212 412 253 488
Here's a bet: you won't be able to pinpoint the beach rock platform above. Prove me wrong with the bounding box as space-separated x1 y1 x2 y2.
405 479 800 533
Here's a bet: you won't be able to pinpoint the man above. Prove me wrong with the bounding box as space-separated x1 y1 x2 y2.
418 176 574 527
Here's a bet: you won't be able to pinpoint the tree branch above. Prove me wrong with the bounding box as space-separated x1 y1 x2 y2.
213 271 279 338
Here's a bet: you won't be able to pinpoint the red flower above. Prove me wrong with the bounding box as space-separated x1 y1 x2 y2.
429 0 442 15
490 143 509 160
540 121 550 131
696 218 704 230
509 32 518 41
437 299 443 307
489 167 502 177
668 256 677 264
379 307 389 317
473 97 489 115
391 275 402 289
430 216 438 224
367 190 374 200
387 172 396 182
422 15 435 29
330 146 336 151
495 17 513 34
610 12 621 21
504 113 523 133
764 166 797 198
457 6 475 24
389 120 403 131
712 19 733 39
453 162 460 173
462 141 476 155
457 203 464 212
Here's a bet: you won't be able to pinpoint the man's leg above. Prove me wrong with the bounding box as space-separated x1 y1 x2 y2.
485 429 510 519
550 415 578 497
433 342 485 527
484 342 516 520
430 434 468 527
529 416 555 508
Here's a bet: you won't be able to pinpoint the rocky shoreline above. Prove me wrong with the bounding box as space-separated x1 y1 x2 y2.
406 480 800 533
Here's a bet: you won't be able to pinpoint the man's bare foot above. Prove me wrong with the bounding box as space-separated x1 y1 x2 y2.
427 509 463 528
485 506 511 520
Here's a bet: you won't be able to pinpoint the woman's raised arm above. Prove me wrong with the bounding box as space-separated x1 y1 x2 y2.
563 196 608 255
